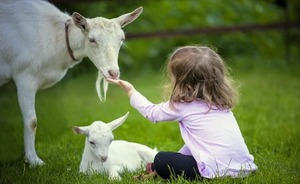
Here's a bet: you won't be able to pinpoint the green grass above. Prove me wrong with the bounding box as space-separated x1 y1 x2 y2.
0 60 299 184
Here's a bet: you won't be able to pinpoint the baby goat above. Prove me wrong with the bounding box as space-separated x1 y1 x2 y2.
73 112 157 180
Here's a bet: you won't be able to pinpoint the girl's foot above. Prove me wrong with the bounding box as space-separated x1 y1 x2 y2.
133 163 157 181
145 163 154 174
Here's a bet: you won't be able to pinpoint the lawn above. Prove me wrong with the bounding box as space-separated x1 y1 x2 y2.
0 59 299 184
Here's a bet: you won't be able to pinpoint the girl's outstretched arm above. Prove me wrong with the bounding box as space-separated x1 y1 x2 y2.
107 79 137 97
108 78 181 122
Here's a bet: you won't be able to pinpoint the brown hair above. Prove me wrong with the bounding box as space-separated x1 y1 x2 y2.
165 45 238 110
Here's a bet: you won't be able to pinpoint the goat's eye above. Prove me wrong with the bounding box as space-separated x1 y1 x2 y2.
89 38 96 43
89 141 95 146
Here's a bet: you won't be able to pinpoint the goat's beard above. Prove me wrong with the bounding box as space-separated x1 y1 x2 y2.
96 73 108 102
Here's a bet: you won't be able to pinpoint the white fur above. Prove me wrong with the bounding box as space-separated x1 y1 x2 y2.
73 112 157 180
0 0 143 165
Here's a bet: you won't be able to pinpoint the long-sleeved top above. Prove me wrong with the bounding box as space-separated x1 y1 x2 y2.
130 91 258 178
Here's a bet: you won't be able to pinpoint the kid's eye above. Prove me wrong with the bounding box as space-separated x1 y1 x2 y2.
89 38 96 43
89 141 95 146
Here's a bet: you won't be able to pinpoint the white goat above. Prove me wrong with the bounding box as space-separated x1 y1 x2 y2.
0 0 143 166
73 112 157 180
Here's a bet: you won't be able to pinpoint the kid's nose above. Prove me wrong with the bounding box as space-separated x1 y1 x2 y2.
100 156 108 162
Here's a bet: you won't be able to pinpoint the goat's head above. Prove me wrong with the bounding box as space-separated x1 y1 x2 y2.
71 7 143 101
73 112 129 162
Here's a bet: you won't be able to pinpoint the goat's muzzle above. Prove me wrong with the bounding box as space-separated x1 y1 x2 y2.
108 69 119 79
100 156 108 162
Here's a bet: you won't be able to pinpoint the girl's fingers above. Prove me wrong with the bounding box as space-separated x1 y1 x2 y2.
106 78 115 83
107 78 134 95
107 78 120 85
107 79 126 89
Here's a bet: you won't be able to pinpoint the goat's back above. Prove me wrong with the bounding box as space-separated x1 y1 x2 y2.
107 140 157 171
0 0 69 65
0 0 73 85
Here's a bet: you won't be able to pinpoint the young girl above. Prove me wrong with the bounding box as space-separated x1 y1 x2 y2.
108 45 257 180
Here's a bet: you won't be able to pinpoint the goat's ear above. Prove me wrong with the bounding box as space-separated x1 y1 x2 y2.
72 126 89 136
107 112 129 131
115 7 143 28
72 12 89 34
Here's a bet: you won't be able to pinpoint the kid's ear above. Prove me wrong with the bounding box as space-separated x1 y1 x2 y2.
72 126 89 136
107 112 129 131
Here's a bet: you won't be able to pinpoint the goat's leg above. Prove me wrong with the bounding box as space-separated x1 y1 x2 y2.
0 78 9 86
16 83 44 166
108 167 122 180
0 62 11 87
0 73 10 87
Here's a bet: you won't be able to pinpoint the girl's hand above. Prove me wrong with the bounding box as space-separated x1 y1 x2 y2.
107 78 137 97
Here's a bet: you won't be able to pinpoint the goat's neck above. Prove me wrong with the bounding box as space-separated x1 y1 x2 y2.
66 23 87 61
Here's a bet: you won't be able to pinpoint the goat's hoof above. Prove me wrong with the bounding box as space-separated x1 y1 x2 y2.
25 156 45 167
109 175 122 181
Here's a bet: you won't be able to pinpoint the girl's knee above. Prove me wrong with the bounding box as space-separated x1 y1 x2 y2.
152 151 201 180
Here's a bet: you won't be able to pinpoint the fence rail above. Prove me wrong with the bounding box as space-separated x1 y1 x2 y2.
126 21 300 40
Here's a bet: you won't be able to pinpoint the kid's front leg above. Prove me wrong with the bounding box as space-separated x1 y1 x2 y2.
108 167 122 180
